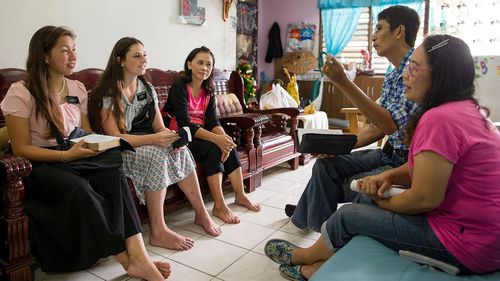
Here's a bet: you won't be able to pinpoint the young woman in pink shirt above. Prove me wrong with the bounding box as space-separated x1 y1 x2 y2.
264 35 500 280
0 26 169 280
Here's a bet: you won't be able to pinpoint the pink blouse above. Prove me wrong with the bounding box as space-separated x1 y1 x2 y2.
0 79 88 147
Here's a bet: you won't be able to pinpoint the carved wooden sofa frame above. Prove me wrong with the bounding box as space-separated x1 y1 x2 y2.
0 67 268 281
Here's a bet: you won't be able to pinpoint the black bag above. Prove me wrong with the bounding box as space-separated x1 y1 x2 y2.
129 79 156 135
49 125 128 175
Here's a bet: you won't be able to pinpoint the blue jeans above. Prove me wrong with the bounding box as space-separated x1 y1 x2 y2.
291 149 405 232
320 194 469 273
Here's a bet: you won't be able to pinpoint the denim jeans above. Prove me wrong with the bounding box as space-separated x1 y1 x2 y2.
320 194 469 273
291 148 406 232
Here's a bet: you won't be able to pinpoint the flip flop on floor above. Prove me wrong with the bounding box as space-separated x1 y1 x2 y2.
279 264 307 281
264 239 298 265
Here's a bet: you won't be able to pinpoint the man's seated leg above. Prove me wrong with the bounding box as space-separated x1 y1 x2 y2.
289 149 388 232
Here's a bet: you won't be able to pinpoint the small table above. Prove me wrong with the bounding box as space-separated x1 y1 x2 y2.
297 111 328 164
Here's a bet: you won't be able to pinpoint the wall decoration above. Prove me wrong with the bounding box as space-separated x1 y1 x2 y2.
236 2 258 76
222 0 234 21
286 23 316 53
180 0 206 26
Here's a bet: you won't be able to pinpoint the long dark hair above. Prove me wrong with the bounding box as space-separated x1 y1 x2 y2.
182 46 215 95
404 35 488 145
89 37 147 133
25 26 75 133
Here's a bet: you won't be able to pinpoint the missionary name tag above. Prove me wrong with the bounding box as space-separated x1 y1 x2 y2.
66 96 80 104
137 92 147 101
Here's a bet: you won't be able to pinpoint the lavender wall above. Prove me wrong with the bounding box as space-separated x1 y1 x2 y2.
257 0 320 82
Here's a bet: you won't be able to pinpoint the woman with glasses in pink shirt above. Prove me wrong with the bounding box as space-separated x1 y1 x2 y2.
264 35 500 280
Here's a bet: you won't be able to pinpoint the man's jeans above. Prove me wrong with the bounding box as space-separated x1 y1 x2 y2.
291 149 406 232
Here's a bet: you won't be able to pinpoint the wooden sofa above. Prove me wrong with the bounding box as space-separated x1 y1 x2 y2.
227 71 301 172
0 67 268 281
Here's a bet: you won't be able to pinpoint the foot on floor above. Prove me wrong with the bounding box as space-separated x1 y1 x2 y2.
264 238 298 265
149 227 195 250
212 205 240 224
285 204 296 218
195 214 222 236
235 194 261 212
279 264 307 281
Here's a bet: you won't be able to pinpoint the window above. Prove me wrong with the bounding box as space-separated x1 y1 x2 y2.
320 2 428 75
428 0 500 55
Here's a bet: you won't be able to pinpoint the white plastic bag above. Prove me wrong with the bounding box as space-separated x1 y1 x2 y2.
259 83 298 110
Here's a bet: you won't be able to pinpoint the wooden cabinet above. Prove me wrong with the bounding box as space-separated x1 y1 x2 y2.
353 76 384 101
297 75 384 120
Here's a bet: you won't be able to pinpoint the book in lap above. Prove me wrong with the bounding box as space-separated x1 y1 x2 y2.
297 128 357 154
70 134 122 151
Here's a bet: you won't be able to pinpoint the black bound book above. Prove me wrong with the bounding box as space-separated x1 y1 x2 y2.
297 129 357 154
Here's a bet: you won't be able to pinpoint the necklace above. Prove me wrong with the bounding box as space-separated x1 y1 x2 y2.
54 79 66 95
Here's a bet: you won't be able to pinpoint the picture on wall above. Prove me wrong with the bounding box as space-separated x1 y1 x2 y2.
180 0 206 26
286 23 316 52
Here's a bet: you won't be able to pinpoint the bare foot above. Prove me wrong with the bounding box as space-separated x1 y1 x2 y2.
212 205 240 224
235 194 261 212
149 226 195 250
301 261 324 279
127 256 166 281
153 261 171 279
195 213 222 236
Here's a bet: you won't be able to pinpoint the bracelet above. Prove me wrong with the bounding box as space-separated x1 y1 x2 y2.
61 150 65 163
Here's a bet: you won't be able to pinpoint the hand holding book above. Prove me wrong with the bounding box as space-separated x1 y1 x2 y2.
70 134 134 152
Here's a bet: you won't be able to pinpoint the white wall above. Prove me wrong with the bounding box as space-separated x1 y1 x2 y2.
0 0 236 71
475 56 500 122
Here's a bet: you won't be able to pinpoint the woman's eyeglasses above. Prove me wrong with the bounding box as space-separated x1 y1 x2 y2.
406 60 432 77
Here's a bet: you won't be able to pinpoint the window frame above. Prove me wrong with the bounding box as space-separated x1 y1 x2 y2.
319 1 430 75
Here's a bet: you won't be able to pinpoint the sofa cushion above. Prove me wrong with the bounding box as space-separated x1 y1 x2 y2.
311 235 500 281
215 93 243 116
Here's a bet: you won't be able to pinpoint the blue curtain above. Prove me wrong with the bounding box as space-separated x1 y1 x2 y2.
322 8 363 56
318 0 421 9
371 2 423 24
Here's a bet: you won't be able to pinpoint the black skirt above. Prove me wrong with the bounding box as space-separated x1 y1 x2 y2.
24 163 142 272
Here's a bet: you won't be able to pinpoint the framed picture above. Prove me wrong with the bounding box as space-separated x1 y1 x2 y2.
180 0 206 26
286 23 316 52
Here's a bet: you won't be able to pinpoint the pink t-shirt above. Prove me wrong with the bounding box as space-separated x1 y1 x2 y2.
408 100 500 273
186 85 208 126
0 79 88 147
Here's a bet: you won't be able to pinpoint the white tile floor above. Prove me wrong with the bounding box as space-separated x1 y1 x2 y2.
35 159 320 281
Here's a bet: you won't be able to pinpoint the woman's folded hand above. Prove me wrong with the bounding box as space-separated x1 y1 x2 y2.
154 131 180 147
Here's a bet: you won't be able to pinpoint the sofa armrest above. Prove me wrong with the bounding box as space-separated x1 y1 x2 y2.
0 155 36 278
219 114 269 151
219 113 269 129
246 107 300 119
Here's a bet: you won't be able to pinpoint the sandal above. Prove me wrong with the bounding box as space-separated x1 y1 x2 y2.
279 264 307 281
264 239 298 265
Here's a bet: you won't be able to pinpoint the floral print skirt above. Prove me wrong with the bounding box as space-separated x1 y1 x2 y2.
122 145 195 205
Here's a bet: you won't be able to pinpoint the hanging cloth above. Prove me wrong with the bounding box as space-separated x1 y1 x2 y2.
265 22 283 63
